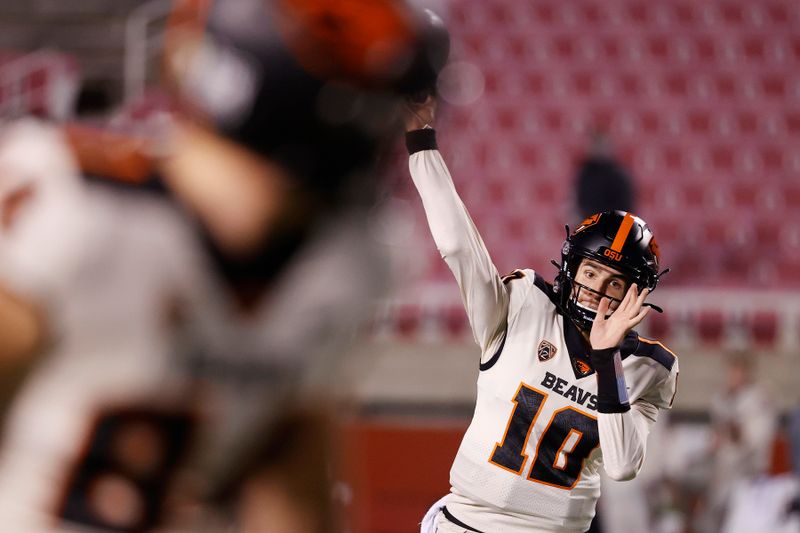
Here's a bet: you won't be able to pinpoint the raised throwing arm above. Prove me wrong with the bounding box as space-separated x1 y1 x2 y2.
406 98 508 355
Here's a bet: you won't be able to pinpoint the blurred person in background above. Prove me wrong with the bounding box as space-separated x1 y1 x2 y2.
574 131 637 221
705 353 779 532
408 97 678 533
789 403 800 533
789 401 800 478
0 0 447 531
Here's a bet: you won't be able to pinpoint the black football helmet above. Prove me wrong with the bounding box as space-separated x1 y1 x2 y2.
553 211 667 331
174 0 449 196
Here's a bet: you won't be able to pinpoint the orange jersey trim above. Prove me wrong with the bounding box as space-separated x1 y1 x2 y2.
636 336 678 359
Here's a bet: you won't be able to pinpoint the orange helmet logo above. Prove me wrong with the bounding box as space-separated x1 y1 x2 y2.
648 237 661 264
574 213 600 234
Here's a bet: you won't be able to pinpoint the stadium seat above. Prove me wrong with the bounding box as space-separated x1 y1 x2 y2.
394 304 422 339
645 310 671 340
696 310 725 345
0 50 80 119
425 0 798 292
749 311 778 348
442 305 470 338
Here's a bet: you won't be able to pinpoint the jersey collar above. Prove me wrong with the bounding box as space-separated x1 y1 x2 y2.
562 315 638 380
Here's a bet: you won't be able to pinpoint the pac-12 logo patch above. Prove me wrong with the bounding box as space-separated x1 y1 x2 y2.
537 340 557 362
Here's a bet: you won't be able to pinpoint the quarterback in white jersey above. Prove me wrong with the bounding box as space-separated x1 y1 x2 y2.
408 101 678 533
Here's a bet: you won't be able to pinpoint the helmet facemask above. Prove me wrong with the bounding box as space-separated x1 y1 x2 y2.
556 251 629 332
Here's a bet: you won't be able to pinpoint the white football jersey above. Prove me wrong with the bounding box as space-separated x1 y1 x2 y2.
408 134 678 533
447 269 677 532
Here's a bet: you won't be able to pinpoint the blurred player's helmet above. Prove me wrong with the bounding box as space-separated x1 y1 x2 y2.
404 8 451 103
554 211 666 331
172 0 449 198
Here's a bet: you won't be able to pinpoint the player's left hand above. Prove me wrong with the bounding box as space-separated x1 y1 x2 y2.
404 94 436 132
589 284 650 350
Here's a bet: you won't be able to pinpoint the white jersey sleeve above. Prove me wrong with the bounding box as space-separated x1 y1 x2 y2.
408 131 508 360
598 339 679 481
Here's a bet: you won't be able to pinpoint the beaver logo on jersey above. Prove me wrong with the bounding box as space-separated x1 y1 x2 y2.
537 340 557 362
574 359 592 376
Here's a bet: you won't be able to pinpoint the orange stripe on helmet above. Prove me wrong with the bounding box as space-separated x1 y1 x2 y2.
610 213 634 253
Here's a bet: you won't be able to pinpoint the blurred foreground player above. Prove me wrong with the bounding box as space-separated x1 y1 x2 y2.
408 99 678 533
0 1 446 531
208 407 338 533
0 285 44 415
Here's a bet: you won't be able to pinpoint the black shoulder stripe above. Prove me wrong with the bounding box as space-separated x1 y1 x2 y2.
479 330 506 371
501 269 525 285
533 272 560 307
633 337 677 371
532 272 549 293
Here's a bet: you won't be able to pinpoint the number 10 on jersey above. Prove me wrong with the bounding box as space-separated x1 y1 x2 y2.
489 383 600 489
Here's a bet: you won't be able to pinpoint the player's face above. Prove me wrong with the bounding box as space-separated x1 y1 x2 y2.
573 259 628 312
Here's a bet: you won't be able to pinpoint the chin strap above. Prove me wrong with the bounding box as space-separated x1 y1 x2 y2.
644 268 670 313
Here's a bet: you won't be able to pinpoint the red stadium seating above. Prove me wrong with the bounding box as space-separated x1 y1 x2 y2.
695 310 726 345
442 304 470 339
47 0 794 347
421 0 800 292
749 310 779 348
0 51 79 119
645 310 672 340
394 304 423 339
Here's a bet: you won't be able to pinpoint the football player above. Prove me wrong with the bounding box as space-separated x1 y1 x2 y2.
0 1 447 531
408 98 678 533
